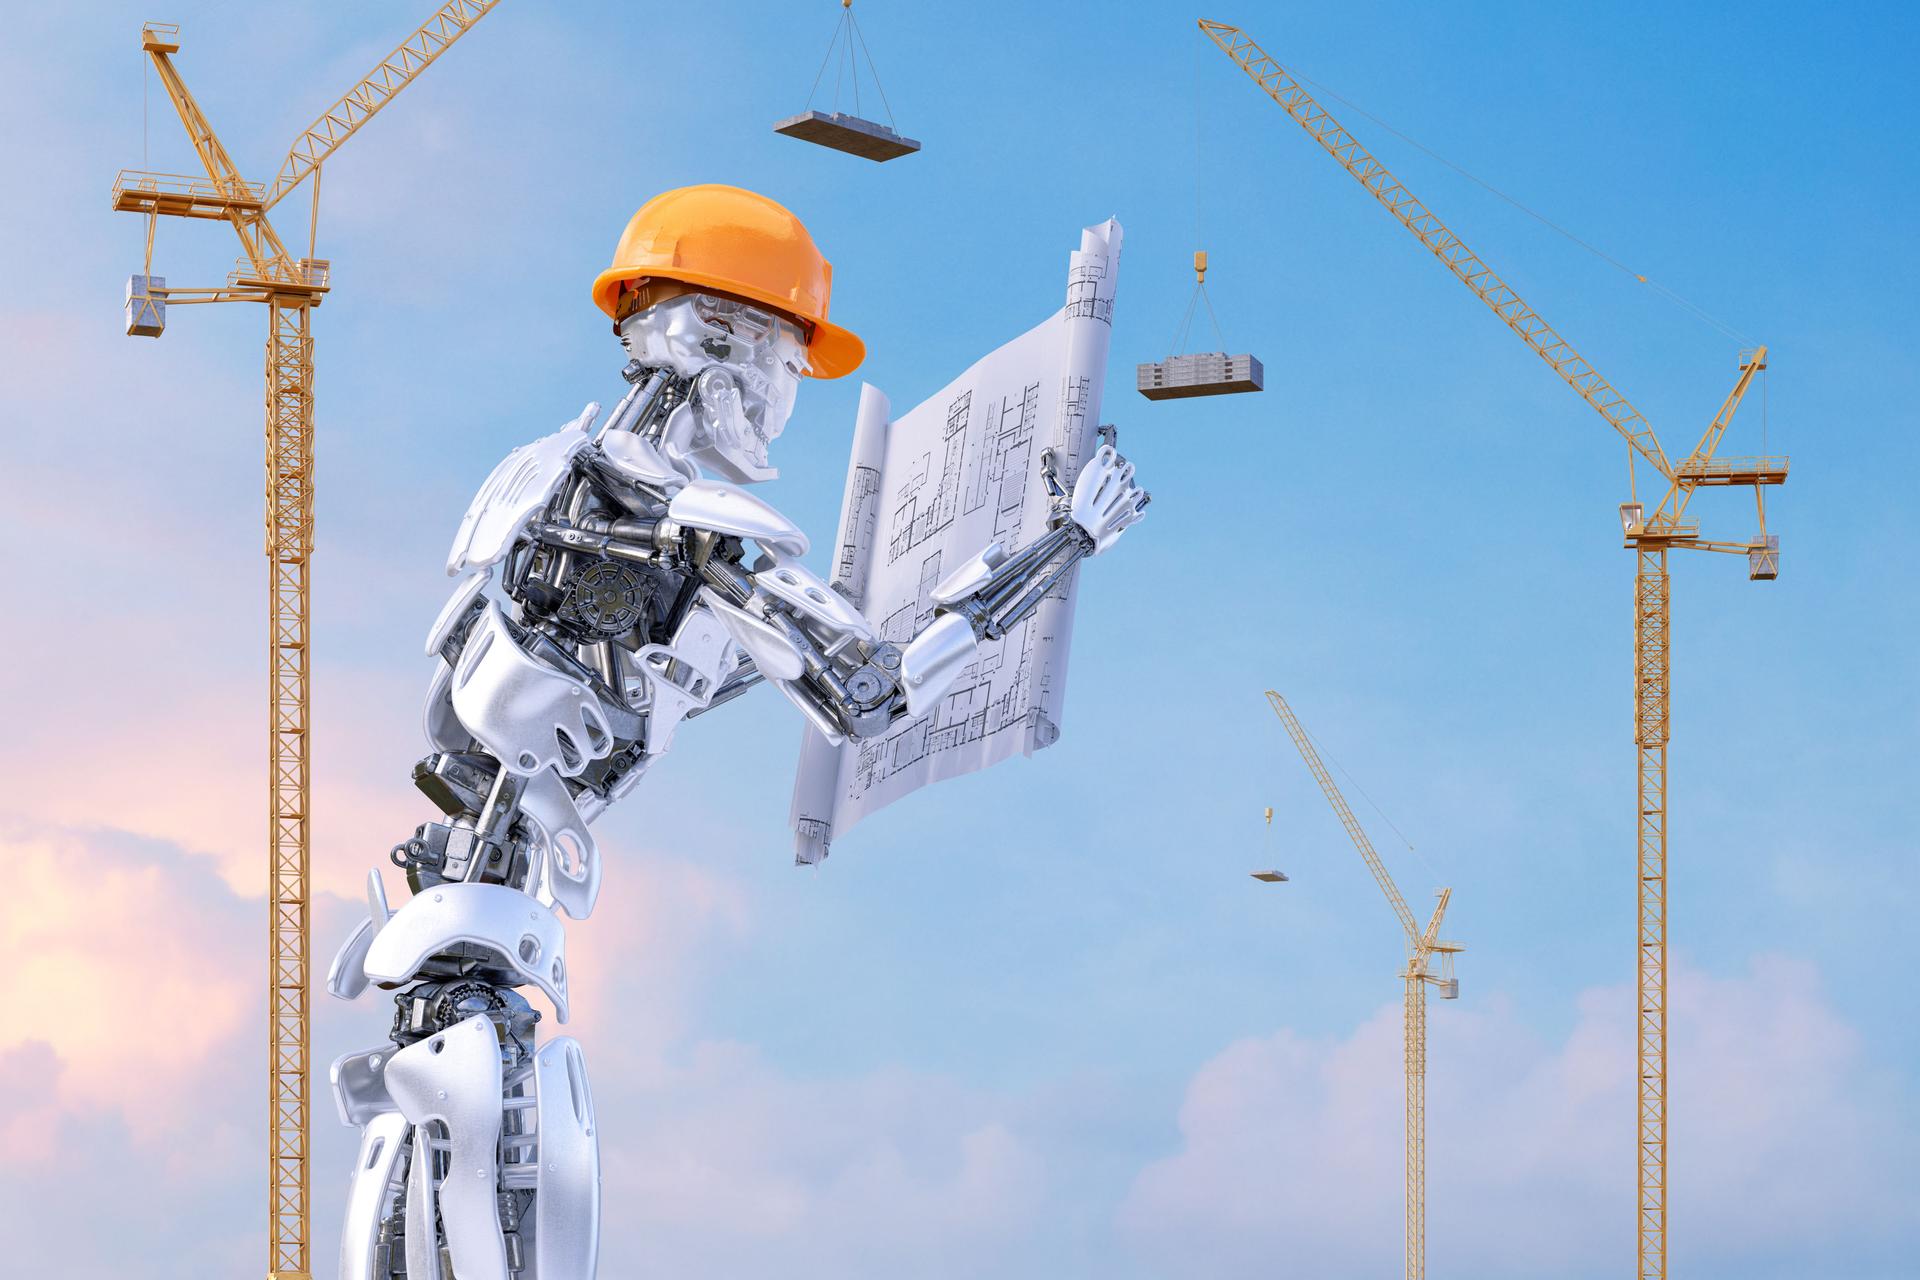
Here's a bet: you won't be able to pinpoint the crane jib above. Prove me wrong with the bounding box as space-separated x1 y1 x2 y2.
1197 19 1677 484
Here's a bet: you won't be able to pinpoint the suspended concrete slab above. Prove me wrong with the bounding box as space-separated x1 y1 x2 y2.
1137 352 1264 400
773 110 920 162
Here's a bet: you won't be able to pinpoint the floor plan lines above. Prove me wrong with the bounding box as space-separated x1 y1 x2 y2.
1054 373 1094 480
834 464 882 606
789 219 1123 859
847 614 1041 800
1065 254 1115 325
886 389 972 565
880 551 944 644
960 379 1041 547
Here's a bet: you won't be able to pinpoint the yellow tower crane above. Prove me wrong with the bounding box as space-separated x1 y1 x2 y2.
1204 21 1784 1280
110 6 502 1276
1265 691 1461 1280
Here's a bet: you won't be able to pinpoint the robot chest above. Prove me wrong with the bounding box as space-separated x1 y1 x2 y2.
551 558 667 642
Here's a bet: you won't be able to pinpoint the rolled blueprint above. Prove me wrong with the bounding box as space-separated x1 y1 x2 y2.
789 219 1123 864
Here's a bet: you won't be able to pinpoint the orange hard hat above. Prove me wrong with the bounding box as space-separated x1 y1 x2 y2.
590 184 865 379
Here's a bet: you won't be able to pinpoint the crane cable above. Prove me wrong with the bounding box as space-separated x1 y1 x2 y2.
803 2 899 130
1172 35 1228 357
142 52 155 278
1294 714 1448 890
1167 278 1227 356
1274 52 1756 348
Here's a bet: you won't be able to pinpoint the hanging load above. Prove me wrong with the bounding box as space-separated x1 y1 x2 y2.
775 1 920 162
124 273 166 337
1137 251 1263 399
1138 352 1264 399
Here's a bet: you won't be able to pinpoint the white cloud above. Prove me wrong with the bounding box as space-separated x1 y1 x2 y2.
1119 956 1918 1279
596 1042 1052 1277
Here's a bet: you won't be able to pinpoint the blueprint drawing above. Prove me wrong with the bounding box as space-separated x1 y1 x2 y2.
790 219 1122 861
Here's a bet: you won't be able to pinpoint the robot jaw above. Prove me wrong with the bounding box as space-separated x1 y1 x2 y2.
616 292 810 484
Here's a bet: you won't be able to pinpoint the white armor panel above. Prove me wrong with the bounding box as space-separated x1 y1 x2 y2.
447 409 596 576
755 555 875 655
598 428 694 495
668 478 809 557
900 612 981 717
406 1124 444 1280
422 660 468 754
932 542 1007 604
339 1110 409 1280
327 870 397 1001
328 917 376 1000
386 1014 508 1280
330 1044 397 1127
697 590 844 743
451 604 613 778
426 570 492 656
533 1036 601 1278
700 590 805 682
630 603 736 757
520 767 600 920
363 881 571 1022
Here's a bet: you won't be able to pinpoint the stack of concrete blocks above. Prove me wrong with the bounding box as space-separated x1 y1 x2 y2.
1136 352 1263 400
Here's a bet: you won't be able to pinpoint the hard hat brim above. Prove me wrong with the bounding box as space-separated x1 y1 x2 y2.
591 266 865 380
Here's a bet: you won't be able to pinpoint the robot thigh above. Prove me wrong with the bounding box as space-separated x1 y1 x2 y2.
334 1023 600 1279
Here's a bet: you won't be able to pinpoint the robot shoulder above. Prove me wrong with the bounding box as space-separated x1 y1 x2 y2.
445 403 600 576
667 478 809 558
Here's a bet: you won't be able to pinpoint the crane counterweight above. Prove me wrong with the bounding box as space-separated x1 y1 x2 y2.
124 274 166 336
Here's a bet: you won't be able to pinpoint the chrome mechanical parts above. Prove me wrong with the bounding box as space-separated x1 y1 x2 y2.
327 287 1148 1277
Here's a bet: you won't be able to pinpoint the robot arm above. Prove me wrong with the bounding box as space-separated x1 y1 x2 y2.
895 436 1148 716
669 432 1150 740
382 364 1147 914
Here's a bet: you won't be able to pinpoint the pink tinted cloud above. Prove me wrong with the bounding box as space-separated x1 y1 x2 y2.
0 823 254 1135
0 657 435 902
7 816 1912 1280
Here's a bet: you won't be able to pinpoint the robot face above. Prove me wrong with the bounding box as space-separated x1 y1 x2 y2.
617 292 811 483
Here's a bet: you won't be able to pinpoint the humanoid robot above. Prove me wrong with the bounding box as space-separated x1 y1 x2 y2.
324 185 1148 1279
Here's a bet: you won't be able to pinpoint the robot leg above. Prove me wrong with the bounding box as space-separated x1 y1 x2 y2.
527 1035 600 1278
384 1014 509 1280
333 1022 599 1278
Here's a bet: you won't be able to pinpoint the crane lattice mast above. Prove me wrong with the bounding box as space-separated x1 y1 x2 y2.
1210 23 1785 1280
111 6 501 1276
1266 691 1461 1280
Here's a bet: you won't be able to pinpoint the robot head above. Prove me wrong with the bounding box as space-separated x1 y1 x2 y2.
617 290 811 484
591 185 866 484
591 185 864 377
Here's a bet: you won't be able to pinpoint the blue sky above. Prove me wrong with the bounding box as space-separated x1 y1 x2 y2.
1 2 1915 1277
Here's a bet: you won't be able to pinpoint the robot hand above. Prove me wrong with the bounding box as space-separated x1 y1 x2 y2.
1068 442 1150 554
